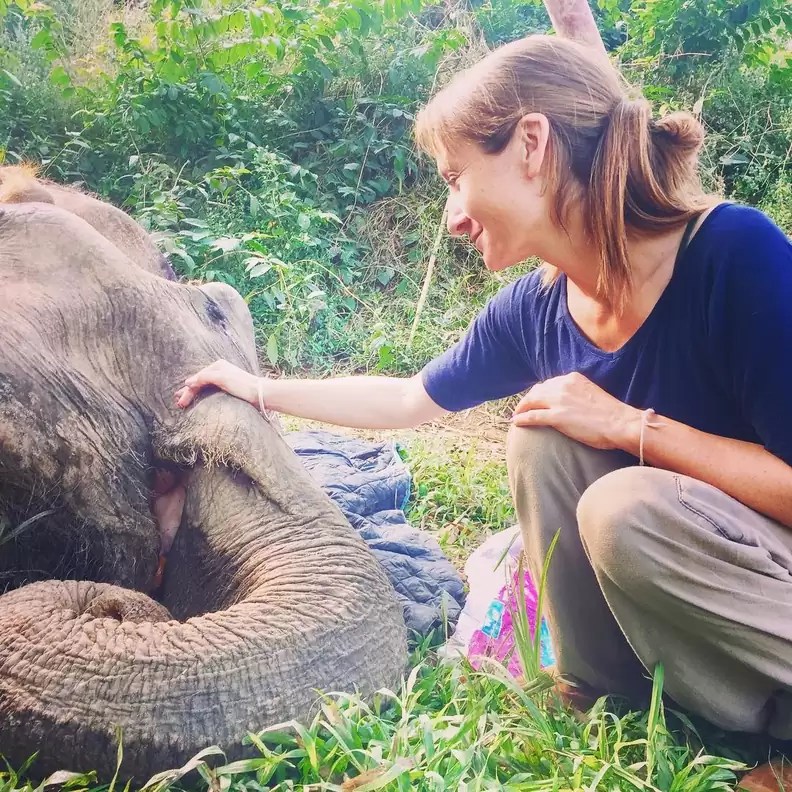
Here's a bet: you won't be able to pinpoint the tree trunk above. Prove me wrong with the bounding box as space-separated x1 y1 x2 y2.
541 0 606 55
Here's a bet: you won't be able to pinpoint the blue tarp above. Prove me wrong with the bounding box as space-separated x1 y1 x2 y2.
285 430 466 640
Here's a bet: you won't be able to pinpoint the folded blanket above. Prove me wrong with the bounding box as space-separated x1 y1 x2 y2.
286 430 466 640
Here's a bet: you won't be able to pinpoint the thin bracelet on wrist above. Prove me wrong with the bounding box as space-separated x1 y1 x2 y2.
257 377 267 415
639 408 664 466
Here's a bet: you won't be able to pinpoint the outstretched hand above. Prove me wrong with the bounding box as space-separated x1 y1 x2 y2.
175 359 261 409
512 372 641 452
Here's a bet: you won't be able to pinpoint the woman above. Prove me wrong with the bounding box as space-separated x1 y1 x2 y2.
177 35 792 758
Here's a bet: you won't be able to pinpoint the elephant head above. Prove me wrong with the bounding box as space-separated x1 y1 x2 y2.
0 168 408 780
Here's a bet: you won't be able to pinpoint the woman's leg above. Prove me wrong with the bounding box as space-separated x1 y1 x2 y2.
578 465 792 736
506 425 649 697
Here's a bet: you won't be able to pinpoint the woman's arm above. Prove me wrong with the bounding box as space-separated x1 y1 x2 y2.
512 372 792 528
259 373 448 429
176 359 448 429
629 412 792 529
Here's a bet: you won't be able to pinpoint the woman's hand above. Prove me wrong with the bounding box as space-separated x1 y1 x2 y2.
512 372 641 452
175 360 261 409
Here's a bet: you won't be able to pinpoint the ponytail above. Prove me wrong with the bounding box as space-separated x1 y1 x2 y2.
587 98 709 309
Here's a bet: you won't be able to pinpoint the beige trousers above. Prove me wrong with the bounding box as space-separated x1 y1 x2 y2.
506 425 792 737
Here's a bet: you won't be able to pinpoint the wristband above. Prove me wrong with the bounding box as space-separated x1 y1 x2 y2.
639 408 663 466
257 378 267 415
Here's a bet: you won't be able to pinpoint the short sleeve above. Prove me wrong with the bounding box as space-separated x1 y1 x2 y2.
715 208 792 465
421 279 536 412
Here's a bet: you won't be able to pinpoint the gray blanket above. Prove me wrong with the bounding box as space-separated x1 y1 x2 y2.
286 431 466 640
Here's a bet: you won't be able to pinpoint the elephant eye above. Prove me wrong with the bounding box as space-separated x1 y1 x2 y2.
205 298 226 326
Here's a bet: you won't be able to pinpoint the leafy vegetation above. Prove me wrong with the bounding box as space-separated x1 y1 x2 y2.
3 0 784 373
1 0 792 787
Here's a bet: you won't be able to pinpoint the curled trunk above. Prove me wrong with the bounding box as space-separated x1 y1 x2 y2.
0 414 407 777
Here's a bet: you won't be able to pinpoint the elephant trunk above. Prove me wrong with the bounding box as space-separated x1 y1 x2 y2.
0 395 408 780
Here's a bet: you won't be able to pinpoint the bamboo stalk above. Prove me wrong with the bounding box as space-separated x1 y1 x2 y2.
408 204 448 349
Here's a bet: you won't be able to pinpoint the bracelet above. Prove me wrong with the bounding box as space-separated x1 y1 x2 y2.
639 408 663 466
257 377 284 437
257 377 267 415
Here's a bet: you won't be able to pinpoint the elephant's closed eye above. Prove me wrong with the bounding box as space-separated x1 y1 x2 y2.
205 297 227 327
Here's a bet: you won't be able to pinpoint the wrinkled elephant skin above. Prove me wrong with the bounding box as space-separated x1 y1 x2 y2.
0 171 408 780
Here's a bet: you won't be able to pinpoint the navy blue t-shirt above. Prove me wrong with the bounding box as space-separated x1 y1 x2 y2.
421 203 792 466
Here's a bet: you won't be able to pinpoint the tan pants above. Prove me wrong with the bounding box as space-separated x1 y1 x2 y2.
506 425 792 736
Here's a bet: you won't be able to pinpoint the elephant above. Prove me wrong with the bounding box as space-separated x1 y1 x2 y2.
0 166 408 780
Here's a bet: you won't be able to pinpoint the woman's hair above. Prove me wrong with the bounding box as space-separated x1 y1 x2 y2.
414 35 717 310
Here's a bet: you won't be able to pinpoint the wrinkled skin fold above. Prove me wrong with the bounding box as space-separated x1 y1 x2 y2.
0 178 407 780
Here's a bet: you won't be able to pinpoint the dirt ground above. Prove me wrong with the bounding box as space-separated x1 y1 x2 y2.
283 401 512 457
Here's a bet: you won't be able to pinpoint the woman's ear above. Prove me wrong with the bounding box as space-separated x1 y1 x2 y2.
515 113 550 179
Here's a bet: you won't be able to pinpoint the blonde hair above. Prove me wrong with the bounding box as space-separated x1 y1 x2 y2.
415 36 716 310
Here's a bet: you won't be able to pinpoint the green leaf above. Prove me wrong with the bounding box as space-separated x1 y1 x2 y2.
306 56 333 80
266 333 279 366
358 9 373 35
344 7 362 30
246 259 273 278
377 267 395 286
394 149 406 184
39 770 89 788
49 66 71 88
211 236 242 252
719 152 750 165
140 745 224 791
213 757 270 774
249 9 266 37
348 759 413 791
246 61 266 80
110 22 129 49
199 71 226 96
30 28 52 50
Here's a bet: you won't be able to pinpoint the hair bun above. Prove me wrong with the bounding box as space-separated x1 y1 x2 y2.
652 111 704 154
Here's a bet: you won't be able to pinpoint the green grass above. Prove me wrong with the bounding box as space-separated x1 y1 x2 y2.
399 430 514 567
1 644 757 791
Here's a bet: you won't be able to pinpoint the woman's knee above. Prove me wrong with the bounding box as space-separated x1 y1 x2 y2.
506 425 589 481
577 466 678 586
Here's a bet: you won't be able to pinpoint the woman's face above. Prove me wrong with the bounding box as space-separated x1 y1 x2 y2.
436 114 552 271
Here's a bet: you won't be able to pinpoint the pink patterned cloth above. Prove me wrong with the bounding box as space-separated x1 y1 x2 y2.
467 568 554 676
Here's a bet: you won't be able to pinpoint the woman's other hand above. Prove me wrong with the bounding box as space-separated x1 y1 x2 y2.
175 360 261 409
512 372 641 452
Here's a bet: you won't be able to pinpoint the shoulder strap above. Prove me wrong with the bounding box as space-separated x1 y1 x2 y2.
674 214 700 267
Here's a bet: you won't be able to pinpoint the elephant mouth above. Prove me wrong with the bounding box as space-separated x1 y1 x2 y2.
149 466 190 592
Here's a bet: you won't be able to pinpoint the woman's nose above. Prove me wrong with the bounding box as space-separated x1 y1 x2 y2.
445 194 470 237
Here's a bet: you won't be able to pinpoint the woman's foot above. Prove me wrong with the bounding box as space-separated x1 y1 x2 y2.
738 759 792 791
543 664 602 713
